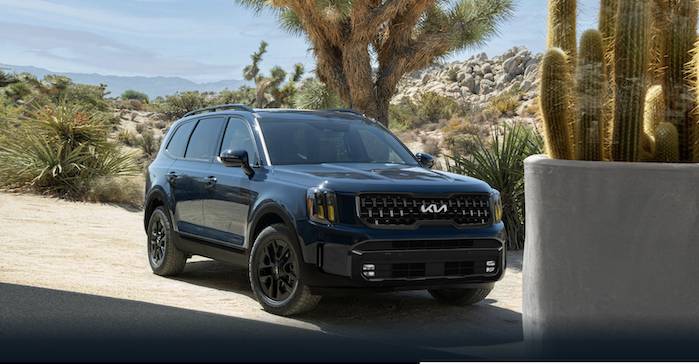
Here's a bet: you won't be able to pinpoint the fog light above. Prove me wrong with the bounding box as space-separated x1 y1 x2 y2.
486 260 496 267
363 271 375 277
363 264 375 271
486 267 495 273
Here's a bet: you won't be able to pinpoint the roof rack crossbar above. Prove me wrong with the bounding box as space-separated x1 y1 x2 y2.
321 108 364 116
183 104 255 118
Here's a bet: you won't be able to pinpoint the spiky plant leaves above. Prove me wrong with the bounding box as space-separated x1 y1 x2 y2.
295 78 343 110
0 99 137 197
290 63 305 83
445 123 544 250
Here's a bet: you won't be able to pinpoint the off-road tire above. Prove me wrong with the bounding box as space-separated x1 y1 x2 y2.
147 206 187 276
249 223 321 316
428 288 491 305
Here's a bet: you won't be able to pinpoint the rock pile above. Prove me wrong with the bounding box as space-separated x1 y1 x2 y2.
391 46 542 112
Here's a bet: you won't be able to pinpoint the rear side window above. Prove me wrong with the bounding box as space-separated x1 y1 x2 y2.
185 117 225 160
166 121 196 158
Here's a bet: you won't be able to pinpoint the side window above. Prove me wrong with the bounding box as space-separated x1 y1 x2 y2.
166 121 196 158
184 117 225 160
220 118 256 163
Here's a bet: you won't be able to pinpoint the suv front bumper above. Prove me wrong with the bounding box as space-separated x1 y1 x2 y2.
296 220 506 293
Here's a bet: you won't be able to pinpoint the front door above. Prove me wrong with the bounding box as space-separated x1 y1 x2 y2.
202 117 258 247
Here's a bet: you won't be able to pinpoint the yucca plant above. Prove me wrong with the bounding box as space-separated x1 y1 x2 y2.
445 123 544 249
0 99 138 197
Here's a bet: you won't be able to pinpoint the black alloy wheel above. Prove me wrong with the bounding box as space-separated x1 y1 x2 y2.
147 206 186 276
249 224 320 316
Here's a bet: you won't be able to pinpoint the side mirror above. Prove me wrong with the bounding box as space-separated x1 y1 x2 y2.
220 149 254 178
416 153 434 169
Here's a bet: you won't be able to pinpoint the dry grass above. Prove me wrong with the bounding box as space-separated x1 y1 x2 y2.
85 175 145 208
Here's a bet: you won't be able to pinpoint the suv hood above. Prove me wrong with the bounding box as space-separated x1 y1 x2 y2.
272 163 493 194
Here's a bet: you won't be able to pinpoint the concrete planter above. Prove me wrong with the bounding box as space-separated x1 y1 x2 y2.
523 154 699 359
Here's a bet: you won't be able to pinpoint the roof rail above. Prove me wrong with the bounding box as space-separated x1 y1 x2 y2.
183 104 255 118
321 108 364 116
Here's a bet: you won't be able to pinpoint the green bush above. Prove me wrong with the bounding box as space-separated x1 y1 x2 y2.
0 99 138 197
155 91 207 119
131 130 162 157
448 68 460 82
121 90 149 104
445 123 543 249
212 86 256 106
388 101 420 131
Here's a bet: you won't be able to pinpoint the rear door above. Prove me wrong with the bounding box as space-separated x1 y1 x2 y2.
167 116 225 237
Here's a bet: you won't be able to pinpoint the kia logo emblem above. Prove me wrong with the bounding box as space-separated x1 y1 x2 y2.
420 203 448 213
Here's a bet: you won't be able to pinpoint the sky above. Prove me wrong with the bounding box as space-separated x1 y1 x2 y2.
0 0 601 83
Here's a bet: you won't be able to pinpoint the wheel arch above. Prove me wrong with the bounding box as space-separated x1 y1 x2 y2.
144 189 169 231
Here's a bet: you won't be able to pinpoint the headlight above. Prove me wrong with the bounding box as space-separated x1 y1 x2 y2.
490 190 503 224
307 187 338 225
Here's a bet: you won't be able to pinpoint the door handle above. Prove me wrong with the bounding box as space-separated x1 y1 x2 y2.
204 176 217 187
167 171 178 180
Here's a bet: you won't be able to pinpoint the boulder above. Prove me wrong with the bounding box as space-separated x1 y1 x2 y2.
520 79 533 93
475 52 488 62
462 74 476 93
502 57 520 77
484 72 495 81
482 63 492 74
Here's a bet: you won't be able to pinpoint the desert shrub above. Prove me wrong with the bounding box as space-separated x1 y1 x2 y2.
131 130 162 158
157 91 207 119
445 123 544 249
121 90 149 104
294 78 344 110
389 101 420 130
116 129 134 146
86 175 144 207
420 136 441 156
448 68 459 82
491 91 520 115
135 122 146 134
0 99 138 197
212 86 256 106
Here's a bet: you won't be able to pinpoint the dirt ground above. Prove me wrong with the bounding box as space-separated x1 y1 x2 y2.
0 191 524 359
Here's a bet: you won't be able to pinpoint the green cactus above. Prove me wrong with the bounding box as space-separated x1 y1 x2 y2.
661 0 698 161
611 0 651 162
575 29 606 161
598 0 617 161
547 0 578 68
547 0 577 144
639 132 656 161
643 84 665 136
655 121 680 162
541 48 574 160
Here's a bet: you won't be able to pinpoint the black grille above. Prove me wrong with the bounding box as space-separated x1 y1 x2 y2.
444 261 475 276
392 263 426 278
357 193 492 229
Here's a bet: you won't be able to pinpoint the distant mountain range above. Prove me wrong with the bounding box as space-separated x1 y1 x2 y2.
0 63 252 100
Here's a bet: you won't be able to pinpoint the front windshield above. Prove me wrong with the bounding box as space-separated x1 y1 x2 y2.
258 118 419 166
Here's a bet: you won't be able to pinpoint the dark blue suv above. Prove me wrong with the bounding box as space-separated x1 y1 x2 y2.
144 104 505 316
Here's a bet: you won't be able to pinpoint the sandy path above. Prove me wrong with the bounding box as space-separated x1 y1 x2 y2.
0 191 524 357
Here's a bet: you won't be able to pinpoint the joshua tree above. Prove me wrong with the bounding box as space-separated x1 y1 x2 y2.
243 41 305 108
234 0 515 126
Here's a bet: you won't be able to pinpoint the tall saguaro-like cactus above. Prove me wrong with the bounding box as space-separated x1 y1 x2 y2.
611 0 651 162
541 48 574 160
547 0 577 142
661 0 698 161
575 29 607 161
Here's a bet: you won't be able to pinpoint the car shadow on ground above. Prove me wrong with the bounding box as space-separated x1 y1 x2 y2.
167 250 525 355
0 283 474 362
